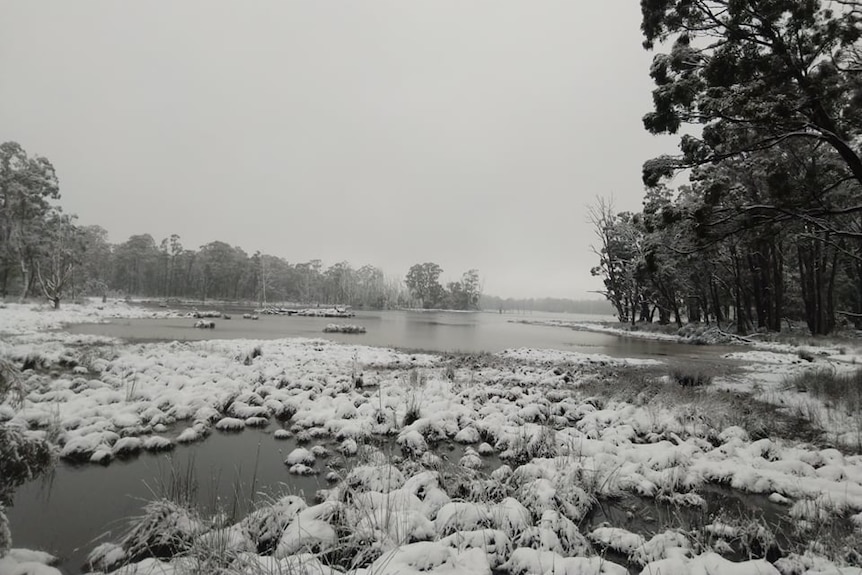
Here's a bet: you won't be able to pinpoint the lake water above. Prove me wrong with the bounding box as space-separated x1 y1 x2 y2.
8 426 324 573
8 424 493 574
67 309 732 361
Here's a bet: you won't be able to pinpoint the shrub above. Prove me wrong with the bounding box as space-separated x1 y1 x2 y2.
670 368 714 387
797 349 815 362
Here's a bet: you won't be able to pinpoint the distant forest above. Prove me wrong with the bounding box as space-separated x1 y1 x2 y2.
479 295 614 315
0 141 605 313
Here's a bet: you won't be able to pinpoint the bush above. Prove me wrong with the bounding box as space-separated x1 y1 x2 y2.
670 368 713 387
797 349 816 362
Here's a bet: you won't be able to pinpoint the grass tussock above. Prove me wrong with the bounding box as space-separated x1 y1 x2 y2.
670 368 714 388
402 368 427 426
577 369 787 442
786 368 862 414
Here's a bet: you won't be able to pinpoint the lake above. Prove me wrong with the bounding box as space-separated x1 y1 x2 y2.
66 309 731 361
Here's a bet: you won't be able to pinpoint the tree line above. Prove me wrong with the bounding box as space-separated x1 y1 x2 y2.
479 295 614 315
0 142 488 310
591 0 862 335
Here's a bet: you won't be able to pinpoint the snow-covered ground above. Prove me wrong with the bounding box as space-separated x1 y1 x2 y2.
520 318 862 358
2 301 862 574
0 299 178 337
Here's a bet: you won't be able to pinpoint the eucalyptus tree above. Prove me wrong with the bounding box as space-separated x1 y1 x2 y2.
34 214 85 309
639 0 862 333
640 186 689 325
113 234 160 296
641 0 862 196
323 261 353 305
589 199 650 324
0 142 61 300
405 262 444 308
77 225 112 301
354 264 387 308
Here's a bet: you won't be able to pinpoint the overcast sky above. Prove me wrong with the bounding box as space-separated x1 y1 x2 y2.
1 1 678 299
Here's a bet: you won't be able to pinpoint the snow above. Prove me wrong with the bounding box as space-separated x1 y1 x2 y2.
0 548 62 575
288 463 317 476
273 519 337 557
345 464 406 493
0 299 177 337
489 497 532 538
454 426 480 443
87 542 127 572
285 447 315 466
501 548 626 575
6 300 862 574
397 429 428 454
339 438 359 455
111 437 142 456
194 524 253 554
434 502 492 535
439 529 511 569
364 541 491 575
142 436 173 452
498 347 661 367
589 526 646 555
214 417 245 431
640 552 781 575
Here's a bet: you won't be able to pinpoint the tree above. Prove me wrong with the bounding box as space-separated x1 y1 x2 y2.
641 0 862 195
641 187 689 326
589 199 648 324
460 269 482 310
354 264 387 308
0 142 61 300
638 2 862 334
323 261 354 305
78 225 113 301
196 241 248 301
113 234 160 296
295 260 323 304
405 263 444 308
35 214 85 309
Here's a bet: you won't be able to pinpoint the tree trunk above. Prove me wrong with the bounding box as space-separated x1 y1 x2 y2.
18 260 31 302
771 244 784 332
732 247 749 335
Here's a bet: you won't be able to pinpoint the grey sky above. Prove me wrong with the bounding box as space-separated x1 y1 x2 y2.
1 1 678 299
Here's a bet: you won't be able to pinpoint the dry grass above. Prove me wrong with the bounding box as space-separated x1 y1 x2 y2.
785 368 862 415
577 368 793 442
